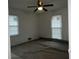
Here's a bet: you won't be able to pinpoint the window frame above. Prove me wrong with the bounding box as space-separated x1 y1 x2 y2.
9 15 19 36
51 15 62 39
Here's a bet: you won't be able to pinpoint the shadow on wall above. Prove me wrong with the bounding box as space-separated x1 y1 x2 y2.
9 9 39 46
37 8 68 41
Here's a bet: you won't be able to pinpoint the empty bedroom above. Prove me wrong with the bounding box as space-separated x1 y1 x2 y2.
8 0 69 59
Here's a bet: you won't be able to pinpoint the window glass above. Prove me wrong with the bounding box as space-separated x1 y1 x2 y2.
51 15 62 39
9 15 19 36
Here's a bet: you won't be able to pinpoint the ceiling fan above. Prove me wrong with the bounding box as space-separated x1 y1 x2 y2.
27 0 54 12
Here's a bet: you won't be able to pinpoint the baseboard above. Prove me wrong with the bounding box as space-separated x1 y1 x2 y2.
11 37 68 48
39 37 68 44
11 38 39 48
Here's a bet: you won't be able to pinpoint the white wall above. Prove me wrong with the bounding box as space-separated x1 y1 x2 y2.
37 8 69 41
9 8 68 46
9 9 39 46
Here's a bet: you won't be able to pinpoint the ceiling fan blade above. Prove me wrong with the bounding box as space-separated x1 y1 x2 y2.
34 8 38 12
43 4 54 7
27 6 37 8
43 8 48 11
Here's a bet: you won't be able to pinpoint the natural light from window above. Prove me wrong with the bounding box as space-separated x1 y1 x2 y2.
51 15 62 39
9 15 19 36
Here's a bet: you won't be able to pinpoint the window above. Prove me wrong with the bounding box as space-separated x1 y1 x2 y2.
51 15 62 39
9 15 19 36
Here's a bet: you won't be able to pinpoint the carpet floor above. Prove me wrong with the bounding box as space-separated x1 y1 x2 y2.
11 39 69 59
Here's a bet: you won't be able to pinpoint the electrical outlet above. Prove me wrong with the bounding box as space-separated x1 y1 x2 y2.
28 38 32 40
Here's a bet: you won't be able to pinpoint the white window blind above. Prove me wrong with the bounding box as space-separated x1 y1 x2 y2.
51 15 62 39
9 15 19 36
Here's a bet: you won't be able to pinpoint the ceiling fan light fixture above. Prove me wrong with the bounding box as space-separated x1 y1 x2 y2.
27 0 54 12
38 7 43 11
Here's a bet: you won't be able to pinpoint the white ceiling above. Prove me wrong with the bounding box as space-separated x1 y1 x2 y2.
8 0 68 12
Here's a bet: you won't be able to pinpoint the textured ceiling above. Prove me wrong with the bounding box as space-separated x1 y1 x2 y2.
8 0 68 12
